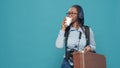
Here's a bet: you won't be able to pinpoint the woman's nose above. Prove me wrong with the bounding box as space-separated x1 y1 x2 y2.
68 14 72 17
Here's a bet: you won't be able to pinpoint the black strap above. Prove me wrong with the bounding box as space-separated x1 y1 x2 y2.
79 32 82 39
84 26 90 46
83 26 96 53
64 26 70 59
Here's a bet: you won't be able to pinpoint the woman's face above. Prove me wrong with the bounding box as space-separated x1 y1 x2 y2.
67 7 79 23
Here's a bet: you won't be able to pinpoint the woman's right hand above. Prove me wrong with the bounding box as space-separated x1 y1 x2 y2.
61 19 67 31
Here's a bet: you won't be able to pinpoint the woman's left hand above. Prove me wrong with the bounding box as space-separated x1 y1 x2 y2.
84 46 92 52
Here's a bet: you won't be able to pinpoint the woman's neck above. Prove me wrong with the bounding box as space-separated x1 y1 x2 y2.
72 22 80 29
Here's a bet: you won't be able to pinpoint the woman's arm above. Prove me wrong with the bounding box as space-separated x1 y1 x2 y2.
89 27 96 51
56 17 68 48
56 30 65 48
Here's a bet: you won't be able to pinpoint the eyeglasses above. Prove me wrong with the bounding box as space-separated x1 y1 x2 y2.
66 12 78 15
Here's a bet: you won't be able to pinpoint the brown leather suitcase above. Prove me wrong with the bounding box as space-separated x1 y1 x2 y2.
73 51 106 68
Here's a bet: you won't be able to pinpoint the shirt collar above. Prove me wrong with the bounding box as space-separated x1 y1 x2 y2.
70 26 82 32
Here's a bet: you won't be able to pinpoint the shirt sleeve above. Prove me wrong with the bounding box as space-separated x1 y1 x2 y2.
56 30 65 48
89 28 96 51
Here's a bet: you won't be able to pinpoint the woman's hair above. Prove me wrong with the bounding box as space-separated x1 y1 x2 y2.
71 5 84 26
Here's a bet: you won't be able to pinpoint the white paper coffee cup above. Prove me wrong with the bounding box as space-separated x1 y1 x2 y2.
65 17 72 26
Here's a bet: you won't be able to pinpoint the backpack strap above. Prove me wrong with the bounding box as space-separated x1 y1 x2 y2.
83 25 96 53
64 26 71 59
83 25 90 46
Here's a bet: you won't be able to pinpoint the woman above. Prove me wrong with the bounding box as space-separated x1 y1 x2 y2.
56 5 96 68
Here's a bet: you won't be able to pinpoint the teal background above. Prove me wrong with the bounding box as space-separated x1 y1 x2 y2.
0 0 120 68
